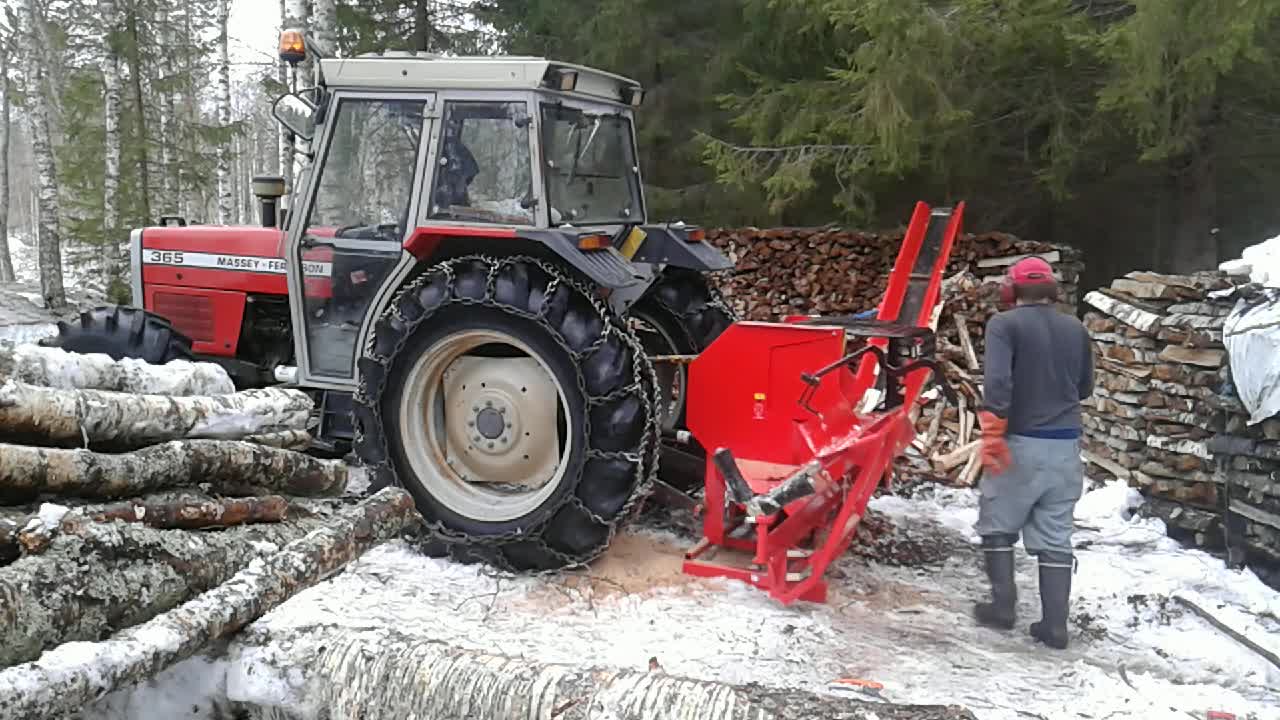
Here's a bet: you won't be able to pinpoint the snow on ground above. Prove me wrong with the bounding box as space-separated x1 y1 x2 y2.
84 479 1280 720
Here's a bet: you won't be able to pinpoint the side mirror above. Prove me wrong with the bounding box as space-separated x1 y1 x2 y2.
273 92 318 141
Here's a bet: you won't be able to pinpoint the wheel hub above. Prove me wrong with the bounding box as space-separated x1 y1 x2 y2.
474 405 507 441
442 355 560 489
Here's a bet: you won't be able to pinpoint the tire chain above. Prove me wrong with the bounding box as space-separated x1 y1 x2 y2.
353 254 662 576
649 270 738 346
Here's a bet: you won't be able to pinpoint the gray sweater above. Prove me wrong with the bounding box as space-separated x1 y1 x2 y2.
981 304 1094 437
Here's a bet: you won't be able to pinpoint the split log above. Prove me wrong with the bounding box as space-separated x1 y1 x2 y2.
954 315 979 371
0 488 418 719
933 441 980 472
0 440 346 502
0 380 312 449
0 345 234 395
1084 291 1162 333
217 627 976 720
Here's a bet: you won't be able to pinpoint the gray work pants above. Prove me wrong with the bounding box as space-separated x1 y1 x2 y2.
974 435 1084 555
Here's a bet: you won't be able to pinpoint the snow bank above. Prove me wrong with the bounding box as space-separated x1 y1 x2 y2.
1221 232 1280 286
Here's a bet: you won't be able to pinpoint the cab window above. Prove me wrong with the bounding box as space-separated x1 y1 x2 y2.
428 101 535 225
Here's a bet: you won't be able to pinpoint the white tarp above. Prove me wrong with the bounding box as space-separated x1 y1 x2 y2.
1223 288 1280 424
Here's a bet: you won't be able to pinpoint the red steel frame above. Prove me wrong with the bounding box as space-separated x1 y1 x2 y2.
682 202 965 605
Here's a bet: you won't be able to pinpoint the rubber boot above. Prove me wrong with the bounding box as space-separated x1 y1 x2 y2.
973 534 1018 630
1029 551 1074 649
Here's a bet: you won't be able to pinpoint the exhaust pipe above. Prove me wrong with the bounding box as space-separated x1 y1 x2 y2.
252 175 286 228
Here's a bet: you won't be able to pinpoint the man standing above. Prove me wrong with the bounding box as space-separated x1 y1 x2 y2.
973 256 1094 650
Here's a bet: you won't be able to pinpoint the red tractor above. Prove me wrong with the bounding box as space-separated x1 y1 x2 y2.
51 34 734 572
50 32 963 590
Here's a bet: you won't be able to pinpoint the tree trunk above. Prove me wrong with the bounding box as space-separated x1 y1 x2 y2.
1164 96 1220 274
242 428 313 450
0 488 417 717
20 0 66 310
0 380 313 449
230 628 977 720
312 0 338 56
0 40 13 284
277 0 294 192
0 439 346 502
0 344 234 395
124 4 151 225
412 0 433 52
215 0 235 225
101 0 124 288
156 5 174 208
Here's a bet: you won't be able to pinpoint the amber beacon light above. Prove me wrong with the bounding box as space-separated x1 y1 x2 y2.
279 29 306 66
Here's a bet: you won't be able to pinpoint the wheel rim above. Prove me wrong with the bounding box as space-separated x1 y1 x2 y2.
398 329 573 523
628 309 685 432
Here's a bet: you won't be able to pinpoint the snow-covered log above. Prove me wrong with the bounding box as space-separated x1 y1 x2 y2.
0 439 347 502
0 380 312 448
0 488 417 718
0 344 234 395
234 628 975 720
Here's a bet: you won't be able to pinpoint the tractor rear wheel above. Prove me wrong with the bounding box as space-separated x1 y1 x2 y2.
353 256 660 571
628 269 734 490
45 306 194 364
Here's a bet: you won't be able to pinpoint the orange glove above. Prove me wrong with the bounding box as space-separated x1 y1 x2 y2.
978 411 1012 475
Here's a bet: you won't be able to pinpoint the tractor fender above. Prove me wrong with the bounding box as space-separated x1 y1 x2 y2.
629 225 734 272
403 226 646 291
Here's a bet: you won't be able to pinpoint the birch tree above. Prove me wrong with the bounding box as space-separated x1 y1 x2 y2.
215 0 234 224
101 0 124 286
156 4 175 206
0 30 14 284
313 0 338 57
19 0 66 309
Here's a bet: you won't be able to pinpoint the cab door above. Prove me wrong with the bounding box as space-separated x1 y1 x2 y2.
285 92 436 389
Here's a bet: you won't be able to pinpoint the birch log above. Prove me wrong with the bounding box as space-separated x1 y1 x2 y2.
85 494 290 529
0 345 234 395
226 628 975 720
0 440 347 502
0 380 312 448
0 492 378 667
0 488 417 718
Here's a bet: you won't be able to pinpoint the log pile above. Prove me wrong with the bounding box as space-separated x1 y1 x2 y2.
1207 287 1280 586
707 227 1084 360
0 345 421 717
1076 271 1280 587
1079 271 1239 548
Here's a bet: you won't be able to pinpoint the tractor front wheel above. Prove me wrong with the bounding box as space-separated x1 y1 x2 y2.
45 306 194 364
353 257 659 571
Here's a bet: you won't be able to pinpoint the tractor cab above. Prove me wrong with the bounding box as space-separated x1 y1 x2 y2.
269 33 653 387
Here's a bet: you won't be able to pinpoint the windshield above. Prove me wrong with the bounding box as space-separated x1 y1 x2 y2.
540 105 643 226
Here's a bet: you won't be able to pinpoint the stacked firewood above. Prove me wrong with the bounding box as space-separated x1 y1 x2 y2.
0 344 419 718
706 228 1084 351
1205 286 1280 585
1078 271 1241 548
